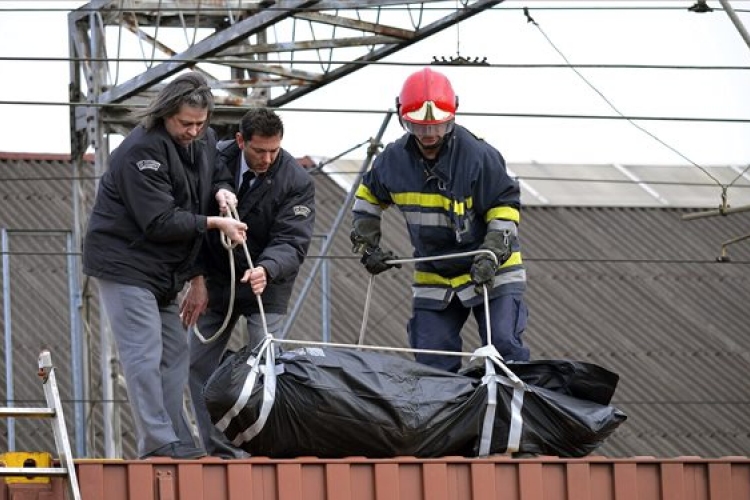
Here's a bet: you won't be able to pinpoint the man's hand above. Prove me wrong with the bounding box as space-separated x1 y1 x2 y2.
361 246 401 275
208 216 247 244
180 276 209 328
470 256 496 295
241 266 268 296
215 188 238 214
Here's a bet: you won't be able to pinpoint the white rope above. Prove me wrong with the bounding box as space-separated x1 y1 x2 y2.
357 274 375 346
358 249 498 347
193 203 269 344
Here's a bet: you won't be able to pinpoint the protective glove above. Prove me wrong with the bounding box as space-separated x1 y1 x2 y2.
361 246 402 275
471 230 513 294
470 256 496 294
351 217 382 254
480 229 513 266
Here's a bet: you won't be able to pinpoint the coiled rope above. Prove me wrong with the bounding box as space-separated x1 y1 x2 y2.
192 203 268 344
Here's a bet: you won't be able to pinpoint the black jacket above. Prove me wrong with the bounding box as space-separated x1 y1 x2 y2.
198 140 315 315
83 125 230 304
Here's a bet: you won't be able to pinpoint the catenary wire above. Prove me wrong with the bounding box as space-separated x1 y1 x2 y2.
3 173 750 189
0 2 748 13
2 249 749 265
524 7 724 186
2 100 748 124
4 55 750 71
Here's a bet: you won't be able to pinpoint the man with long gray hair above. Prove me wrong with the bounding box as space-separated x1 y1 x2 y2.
83 71 247 459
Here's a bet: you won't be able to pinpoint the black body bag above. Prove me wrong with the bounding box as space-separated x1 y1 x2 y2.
204 340 626 458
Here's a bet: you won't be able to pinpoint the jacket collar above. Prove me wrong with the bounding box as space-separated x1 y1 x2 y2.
404 131 456 182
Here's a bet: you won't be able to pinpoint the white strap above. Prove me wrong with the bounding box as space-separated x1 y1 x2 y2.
474 345 526 456
232 339 278 445
215 335 274 433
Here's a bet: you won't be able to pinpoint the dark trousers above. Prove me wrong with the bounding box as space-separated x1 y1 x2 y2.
407 292 530 372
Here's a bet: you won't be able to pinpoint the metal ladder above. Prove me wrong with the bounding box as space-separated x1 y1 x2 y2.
0 350 82 500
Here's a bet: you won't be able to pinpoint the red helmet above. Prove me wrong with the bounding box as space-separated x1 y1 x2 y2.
397 68 457 137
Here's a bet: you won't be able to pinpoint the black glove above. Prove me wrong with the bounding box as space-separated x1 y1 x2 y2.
361 246 402 275
471 230 513 294
480 229 513 266
470 256 496 294
351 218 381 254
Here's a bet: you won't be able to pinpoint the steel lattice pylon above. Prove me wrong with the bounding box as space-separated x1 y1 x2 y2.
68 0 503 155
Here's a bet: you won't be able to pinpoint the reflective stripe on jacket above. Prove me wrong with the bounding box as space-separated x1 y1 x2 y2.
352 125 526 309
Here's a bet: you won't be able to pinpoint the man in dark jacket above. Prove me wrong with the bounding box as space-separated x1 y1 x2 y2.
181 107 315 458
351 67 530 373
83 72 247 459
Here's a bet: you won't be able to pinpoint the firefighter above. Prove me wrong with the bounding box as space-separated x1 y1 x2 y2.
350 67 530 372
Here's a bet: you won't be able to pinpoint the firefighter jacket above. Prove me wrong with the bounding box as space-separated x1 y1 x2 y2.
196 140 315 315
83 124 228 305
352 125 526 310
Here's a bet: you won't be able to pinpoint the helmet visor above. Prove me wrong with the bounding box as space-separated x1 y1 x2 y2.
403 119 454 137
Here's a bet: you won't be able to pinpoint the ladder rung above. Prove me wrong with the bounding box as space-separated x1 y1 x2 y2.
0 467 69 477
0 408 55 418
3 351 82 500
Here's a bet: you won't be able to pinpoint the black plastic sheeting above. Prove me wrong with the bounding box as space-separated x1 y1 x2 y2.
205 342 627 458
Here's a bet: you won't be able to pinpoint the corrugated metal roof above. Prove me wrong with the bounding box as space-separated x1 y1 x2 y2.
320 159 750 208
1 152 748 460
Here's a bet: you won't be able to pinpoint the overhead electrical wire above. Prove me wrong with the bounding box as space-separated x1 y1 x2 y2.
2 100 748 125
524 7 715 181
0 2 748 14
1 249 748 266
3 54 750 72
4 172 750 189
521 5 750 209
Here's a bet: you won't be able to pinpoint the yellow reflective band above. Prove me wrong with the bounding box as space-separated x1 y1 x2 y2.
503 252 523 267
355 184 378 204
485 206 520 224
414 271 472 287
392 192 471 215
413 252 523 286
355 184 391 209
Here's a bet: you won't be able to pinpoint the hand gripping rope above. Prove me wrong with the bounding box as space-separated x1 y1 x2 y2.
192 202 269 344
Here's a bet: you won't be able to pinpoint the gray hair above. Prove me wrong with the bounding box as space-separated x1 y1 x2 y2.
134 71 215 130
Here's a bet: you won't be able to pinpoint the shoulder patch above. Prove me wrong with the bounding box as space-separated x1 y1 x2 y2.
136 159 161 171
293 205 311 218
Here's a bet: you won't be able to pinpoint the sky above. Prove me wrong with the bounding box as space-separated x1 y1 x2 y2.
0 0 749 169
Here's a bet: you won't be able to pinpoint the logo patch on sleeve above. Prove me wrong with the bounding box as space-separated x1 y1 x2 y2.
293 205 311 218
136 160 161 171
